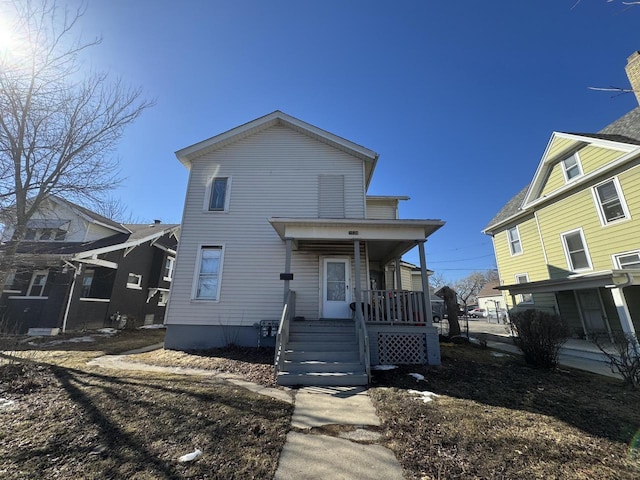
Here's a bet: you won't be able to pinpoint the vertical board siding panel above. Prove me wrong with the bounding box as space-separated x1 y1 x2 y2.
167 125 367 326
318 175 345 218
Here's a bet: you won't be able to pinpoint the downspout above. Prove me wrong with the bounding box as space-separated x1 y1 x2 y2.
61 261 81 333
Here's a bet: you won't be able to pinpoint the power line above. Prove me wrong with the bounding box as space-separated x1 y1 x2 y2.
428 254 495 263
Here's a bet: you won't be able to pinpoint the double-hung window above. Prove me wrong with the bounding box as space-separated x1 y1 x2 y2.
163 257 175 281
81 269 95 297
515 273 533 304
507 227 522 255
27 270 48 297
208 177 230 212
593 178 629 225
127 273 143 289
613 251 640 269
562 153 582 182
561 229 592 271
194 246 223 300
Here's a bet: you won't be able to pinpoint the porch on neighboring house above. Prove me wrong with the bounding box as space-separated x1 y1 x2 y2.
500 270 640 342
269 217 444 386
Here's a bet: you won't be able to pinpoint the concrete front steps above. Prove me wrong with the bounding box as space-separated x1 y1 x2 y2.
277 320 368 387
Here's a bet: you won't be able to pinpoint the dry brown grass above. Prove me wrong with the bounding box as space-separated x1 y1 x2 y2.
370 343 640 480
0 330 292 479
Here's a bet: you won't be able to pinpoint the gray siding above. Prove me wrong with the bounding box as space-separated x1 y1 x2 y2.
366 200 397 220
167 125 367 327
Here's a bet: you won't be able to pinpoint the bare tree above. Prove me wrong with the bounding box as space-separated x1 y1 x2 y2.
91 196 143 224
428 271 448 290
0 0 152 285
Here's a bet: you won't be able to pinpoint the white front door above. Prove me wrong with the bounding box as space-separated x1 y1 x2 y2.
322 258 351 318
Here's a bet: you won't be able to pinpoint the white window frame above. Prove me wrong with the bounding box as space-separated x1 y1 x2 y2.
514 273 533 304
507 226 522 256
592 177 630 226
126 273 143 289
192 244 224 301
203 176 232 213
612 250 640 269
3 269 19 294
561 152 583 183
561 228 593 272
81 268 95 298
163 256 175 282
158 289 170 306
27 270 49 297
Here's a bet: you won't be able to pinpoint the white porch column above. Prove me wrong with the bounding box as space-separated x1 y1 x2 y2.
611 287 638 341
283 238 292 305
418 240 433 325
394 257 402 290
353 240 362 322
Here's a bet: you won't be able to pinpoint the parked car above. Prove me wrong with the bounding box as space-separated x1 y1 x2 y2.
468 308 488 318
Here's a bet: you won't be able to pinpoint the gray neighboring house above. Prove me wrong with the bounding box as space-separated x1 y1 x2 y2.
164 111 444 385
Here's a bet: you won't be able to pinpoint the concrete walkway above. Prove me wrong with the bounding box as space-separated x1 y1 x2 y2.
89 347 404 479
274 386 404 480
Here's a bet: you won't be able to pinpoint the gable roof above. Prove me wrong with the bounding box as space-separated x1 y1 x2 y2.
175 111 380 188
476 281 501 298
484 107 640 234
50 196 130 234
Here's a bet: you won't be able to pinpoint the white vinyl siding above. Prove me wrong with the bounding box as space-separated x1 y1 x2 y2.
593 177 629 226
166 124 366 326
365 198 398 220
561 228 592 271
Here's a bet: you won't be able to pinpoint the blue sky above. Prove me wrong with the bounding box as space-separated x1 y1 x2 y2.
74 0 639 281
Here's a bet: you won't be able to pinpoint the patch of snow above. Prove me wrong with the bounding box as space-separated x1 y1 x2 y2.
491 351 508 358
408 372 426 382
407 389 439 403
44 336 96 346
372 364 398 371
96 328 118 335
0 398 16 409
468 336 481 345
140 324 166 330
178 448 202 463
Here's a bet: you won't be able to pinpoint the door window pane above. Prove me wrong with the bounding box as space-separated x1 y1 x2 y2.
326 262 346 301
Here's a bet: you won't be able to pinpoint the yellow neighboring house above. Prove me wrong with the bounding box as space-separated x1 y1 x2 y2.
483 51 640 340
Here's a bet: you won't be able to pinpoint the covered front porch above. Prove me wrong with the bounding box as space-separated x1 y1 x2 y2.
269 217 444 385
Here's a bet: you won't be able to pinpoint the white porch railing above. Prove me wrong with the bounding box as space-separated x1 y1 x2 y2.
353 304 371 382
357 290 427 324
274 290 296 378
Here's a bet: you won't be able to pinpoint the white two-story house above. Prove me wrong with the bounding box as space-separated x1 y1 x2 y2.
164 111 444 385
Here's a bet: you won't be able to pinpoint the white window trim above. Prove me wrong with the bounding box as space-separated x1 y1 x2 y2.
591 176 631 227
612 249 640 269
158 289 170 306
191 244 225 302
561 228 593 272
514 273 533 304
163 256 175 282
126 273 143 289
79 298 110 303
507 226 523 256
27 270 49 297
561 152 583 183
203 176 232 213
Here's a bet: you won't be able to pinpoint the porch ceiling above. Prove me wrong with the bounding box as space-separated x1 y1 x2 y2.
498 269 640 295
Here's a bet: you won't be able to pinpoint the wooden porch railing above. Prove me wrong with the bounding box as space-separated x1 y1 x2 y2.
353 304 371 383
358 289 427 324
274 290 296 378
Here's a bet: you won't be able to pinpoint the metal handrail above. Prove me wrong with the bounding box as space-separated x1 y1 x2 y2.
274 290 295 378
354 305 371 383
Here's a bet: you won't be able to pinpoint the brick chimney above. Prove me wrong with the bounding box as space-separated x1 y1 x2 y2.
625 51 640 105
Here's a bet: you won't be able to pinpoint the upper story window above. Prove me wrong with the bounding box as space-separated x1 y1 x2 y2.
561 228 592 271
593 178 629 225
507 227 522 256
562 153 583 182
127 273 143 289
27 270 48 297
23 220 68 242
3 269 17 291
515 273 533 304
81 269 95 298
207 177 231 212
163 257 175 281
194 246 223 300
613 251 640 269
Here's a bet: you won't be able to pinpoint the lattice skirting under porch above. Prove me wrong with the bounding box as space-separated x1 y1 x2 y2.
377 332 426 364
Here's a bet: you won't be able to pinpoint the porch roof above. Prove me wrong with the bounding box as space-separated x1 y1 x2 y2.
268 217 444 263
498 269 640 295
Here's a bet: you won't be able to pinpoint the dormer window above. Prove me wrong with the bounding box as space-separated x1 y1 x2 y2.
562 153 582 182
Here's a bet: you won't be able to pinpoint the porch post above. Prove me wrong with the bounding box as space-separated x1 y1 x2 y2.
418 240 433 325
353 240 362 322
283 238 292 305
394 257 402 290
611 287 638 343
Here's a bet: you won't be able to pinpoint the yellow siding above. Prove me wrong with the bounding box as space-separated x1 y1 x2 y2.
540 163 564 197
547 136 574 159
493 215 548 285
579 146 624 176
537 164 640 275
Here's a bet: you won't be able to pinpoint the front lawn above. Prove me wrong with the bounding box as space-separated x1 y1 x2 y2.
370 343 640 480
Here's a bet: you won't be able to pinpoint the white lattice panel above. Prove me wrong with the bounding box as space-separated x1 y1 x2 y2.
377 333 426 364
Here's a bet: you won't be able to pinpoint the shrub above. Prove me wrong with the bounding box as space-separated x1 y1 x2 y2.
594 333 640 388
510 309 570 368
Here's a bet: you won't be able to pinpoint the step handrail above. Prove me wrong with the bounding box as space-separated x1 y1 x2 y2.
354 304 371 383
274 290 295 378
